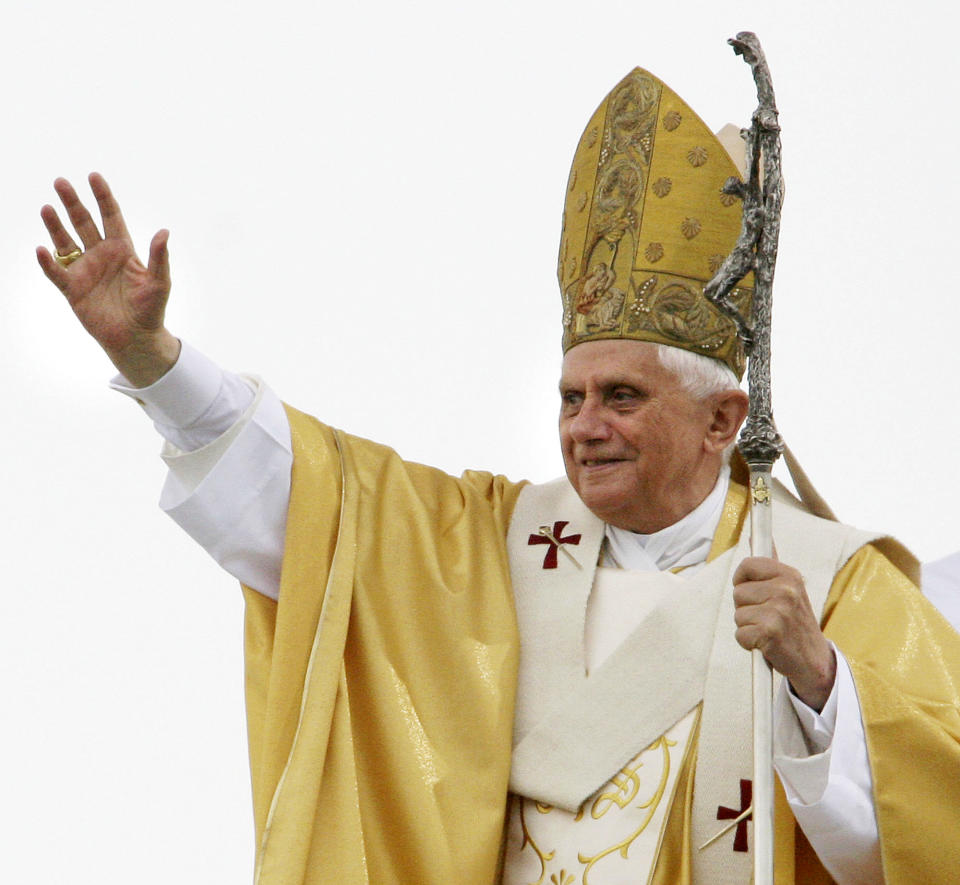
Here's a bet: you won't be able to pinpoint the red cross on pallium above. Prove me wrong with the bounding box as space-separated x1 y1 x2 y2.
717 779 752 852
527 521 582 569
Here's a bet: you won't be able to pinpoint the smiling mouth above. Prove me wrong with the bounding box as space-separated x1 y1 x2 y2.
582 458 625 467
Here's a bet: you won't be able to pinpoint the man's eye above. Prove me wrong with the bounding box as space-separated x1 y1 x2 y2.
561 392 582 408
611 389 637 403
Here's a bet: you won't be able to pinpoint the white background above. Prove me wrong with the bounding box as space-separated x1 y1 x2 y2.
2 1 957 881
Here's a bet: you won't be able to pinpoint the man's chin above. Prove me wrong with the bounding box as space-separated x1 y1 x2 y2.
572 478 629 524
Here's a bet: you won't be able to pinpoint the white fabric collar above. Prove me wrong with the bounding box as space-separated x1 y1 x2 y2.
603 466 731 573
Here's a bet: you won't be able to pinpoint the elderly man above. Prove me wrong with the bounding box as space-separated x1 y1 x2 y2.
39 70 960 884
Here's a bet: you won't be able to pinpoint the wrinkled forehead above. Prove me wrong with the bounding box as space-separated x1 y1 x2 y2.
559 339 671 387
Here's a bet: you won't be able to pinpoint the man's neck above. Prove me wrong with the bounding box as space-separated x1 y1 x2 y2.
604 465 731 573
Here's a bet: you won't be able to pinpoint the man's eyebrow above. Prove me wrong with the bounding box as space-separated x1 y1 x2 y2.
597 376 640 389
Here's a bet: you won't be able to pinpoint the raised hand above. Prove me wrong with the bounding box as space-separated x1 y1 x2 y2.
37 173 180 386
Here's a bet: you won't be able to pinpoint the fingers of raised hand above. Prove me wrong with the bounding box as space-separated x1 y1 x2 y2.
40 202 82 259
147 229 171 285
36 244 70 291
53 177 103 250
89 172 132 241
37 189 90 292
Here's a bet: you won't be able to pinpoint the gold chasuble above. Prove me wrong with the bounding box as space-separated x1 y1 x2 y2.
241 408 960 883
242 407 525 884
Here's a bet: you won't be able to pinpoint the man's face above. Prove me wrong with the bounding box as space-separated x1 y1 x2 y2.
559 340 720 533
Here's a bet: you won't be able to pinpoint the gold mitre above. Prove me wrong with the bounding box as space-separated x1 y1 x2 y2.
559 68 754 378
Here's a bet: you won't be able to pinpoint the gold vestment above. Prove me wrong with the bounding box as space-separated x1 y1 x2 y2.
243 408 524 883
243 408 960 883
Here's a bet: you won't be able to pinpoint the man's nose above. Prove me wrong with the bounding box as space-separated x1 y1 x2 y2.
569 398 612 443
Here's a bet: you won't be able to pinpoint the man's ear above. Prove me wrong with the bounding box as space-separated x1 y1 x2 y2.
704 389 749 453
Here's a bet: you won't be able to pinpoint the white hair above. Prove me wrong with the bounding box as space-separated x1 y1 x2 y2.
653 343 741 401
654 344 743 463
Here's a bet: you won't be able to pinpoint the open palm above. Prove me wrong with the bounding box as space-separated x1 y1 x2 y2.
37 173 178 385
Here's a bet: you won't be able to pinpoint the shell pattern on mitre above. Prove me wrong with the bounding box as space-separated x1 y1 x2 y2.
558 68 754 378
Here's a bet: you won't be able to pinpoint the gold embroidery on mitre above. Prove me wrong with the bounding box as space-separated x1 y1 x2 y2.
625 273 750 377
572 263 627 333
680 217 702 240
557 67 754 377
651 177 672 197
645 243 665 263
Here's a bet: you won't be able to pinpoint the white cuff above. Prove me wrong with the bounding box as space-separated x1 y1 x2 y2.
774 645 882 884
159 379 292 600
110 341 224 427
110 339 293 599
110 341 256 451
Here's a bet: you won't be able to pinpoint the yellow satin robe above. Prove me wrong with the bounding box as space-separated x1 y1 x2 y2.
243 408 960 883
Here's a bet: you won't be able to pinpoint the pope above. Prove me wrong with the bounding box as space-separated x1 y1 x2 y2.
38 68 960 884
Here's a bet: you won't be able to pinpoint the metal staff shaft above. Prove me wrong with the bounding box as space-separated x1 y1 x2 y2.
738 31 784 885
704 31 785 885
748 471 776 885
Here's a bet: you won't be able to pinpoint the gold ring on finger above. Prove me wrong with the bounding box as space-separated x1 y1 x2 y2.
54 247 83 268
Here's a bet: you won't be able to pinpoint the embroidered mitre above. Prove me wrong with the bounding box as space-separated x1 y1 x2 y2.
558 68 754 378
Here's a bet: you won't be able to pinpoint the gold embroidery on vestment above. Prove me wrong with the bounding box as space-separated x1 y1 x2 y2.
577 735 677 884
516 731 680 884
517 796 555 884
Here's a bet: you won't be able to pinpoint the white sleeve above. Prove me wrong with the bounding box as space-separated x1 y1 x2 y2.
773 645 882 885
111 341 292 600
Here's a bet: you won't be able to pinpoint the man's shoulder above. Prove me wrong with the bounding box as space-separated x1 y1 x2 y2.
286 411 530 521
506 475 604 568
771 478 888 554
770 477 921 594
